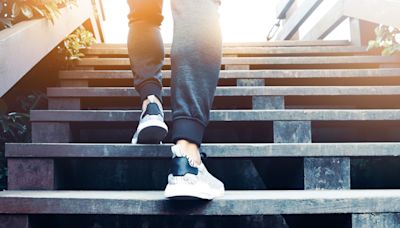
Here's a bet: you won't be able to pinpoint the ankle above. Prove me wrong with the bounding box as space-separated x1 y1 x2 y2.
142 95 162 111
176 140 201 166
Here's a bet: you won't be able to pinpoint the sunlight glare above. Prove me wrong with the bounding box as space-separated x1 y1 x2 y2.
101 0 280 43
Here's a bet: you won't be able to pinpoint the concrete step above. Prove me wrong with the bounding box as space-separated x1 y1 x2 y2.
84 46 368 56
58 68 400 80
76 56 400 67
29 109 400 122
0 190 399 215
6 143 400 158
47 86 400 98
91 40 351 48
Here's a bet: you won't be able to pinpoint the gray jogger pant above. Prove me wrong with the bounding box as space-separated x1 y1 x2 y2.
127 0 222 146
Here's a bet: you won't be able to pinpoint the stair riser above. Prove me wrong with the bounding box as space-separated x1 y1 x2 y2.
83 46 367 56
274 121 351 190
76 56 400 68
47 95 400 110
58 69 400 81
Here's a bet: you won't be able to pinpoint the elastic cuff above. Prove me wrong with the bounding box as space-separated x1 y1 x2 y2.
136 81 162 103
172 118 205 147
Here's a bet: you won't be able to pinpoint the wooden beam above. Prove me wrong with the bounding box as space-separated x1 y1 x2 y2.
302 0 347 40
343 0 400 27
0 0 93 97
276 0 323 40
276 0 295 19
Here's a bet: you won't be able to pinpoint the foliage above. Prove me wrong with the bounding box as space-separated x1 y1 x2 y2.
0 91 47 190
368 25 400 56
0 0 76 30
58 25 96 62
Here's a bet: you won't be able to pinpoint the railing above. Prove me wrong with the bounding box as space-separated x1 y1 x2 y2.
0 0 105 97
272 0 400 46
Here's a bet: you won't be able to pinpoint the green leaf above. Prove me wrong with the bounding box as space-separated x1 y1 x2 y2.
20 4 34 18
31 5 45 17
382 48 392 56
11 2 21 18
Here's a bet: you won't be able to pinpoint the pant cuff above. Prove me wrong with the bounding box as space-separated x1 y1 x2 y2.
172 118 205 147
136 81 162 103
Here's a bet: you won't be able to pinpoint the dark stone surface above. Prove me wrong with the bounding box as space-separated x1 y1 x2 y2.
253 96 285 109
0 215 29 228
8 159 55 190
304 157 350 190
32 122 71 143
30 109 400 122
273 121 312 143
48 98 81 110
352 213 400 228
30 214 289 228
1 190 400 215
236 79 265 86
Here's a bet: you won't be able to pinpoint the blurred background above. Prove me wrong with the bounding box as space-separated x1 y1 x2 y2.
101 0 350 43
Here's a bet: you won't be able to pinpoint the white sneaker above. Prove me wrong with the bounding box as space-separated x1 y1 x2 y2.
131 95 168 144
164 145 225 200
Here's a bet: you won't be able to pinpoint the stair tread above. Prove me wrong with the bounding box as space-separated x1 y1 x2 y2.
6 142 400 158
47 86 400 97
0 190 399 215
59 68 400 80
30 109 400 122
84 46 367 55
91 40 351 48
77 56 400 66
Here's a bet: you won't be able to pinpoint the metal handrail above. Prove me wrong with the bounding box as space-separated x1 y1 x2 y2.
269 0 400 45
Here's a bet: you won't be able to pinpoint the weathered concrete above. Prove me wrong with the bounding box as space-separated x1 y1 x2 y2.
76 56 400 67
253 96 285 109
304 157 350 189
48 98 81 110
32 122 71 143
352 213 400 228
0 190 400 215
7 159 56 190
58 68 400 80
7 142 400 158
47 86 400 98
236 79 265 87
273 121 312 143
84 45 366 56
0 215 29 228
30 109 400 122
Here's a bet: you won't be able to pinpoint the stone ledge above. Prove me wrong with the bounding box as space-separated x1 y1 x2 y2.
6 143 400 158
0 190 400 215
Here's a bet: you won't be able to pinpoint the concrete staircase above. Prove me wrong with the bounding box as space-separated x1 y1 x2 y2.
2 40 400 227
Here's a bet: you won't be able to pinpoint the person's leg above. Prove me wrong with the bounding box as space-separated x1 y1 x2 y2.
170 0 222 164
165 0 224 200
127 0 168 144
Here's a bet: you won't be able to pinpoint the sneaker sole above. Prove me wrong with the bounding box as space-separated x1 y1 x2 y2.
164 183 224 200
137 126 168 144
132 117 168 144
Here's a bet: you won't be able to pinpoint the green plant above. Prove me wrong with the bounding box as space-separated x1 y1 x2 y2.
59 25 96 61
0 0 77 31
0 91 47 190
368 25 400 56
11 0 77 23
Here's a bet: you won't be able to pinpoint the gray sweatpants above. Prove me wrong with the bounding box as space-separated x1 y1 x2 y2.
127 0 222 146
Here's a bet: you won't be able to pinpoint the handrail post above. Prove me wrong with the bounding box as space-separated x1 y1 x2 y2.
349 18 377 46
84 0 106 43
